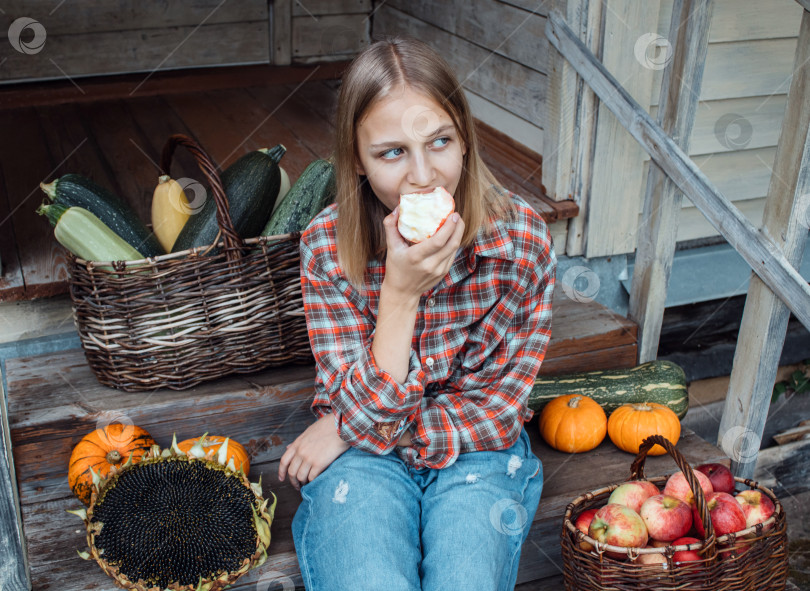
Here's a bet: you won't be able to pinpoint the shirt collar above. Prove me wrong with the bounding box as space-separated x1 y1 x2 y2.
472 216 515 262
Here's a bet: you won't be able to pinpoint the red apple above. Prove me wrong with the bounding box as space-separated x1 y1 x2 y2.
718 538 753 560
663 469 714 507
639 494 693 542
693 491 747 537
588 503 649 559
671 536 702 563
649 539 671 548
735 489 775 529
696 463 735 494
574 508 599 551
608 480 660 514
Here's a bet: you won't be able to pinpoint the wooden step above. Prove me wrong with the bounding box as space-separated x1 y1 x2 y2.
5 342 725 590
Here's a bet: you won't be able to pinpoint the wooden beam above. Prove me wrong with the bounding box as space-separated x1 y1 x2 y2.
272 0 293 65
546 11 810 331
544 0 602 210
718 9 810 480
0 367 30 590
629 0 714 363
584 0 661 258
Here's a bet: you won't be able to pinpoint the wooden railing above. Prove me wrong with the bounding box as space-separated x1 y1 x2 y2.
547 0 810 480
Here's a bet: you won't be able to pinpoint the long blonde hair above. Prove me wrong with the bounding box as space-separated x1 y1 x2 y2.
334 36 515 286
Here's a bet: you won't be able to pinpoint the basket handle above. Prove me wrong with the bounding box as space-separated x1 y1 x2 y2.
629 435 717 551
160 133 243 255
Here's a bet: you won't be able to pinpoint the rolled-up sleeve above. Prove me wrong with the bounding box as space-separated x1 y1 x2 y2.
300 236 425 454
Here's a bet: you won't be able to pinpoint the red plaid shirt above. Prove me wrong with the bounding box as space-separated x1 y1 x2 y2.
300 192 556 469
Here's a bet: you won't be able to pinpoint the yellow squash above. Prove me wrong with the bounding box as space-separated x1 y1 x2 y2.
151 175 190 251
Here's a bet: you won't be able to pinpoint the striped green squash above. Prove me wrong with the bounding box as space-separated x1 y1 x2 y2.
528 360 689 419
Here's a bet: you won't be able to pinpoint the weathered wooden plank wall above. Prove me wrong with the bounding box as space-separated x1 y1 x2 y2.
553 0 803 257
0 1 270 83
0 1 373 82
646 0 803 246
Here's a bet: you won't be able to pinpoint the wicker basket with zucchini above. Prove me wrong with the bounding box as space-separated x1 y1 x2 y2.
38 134 335 392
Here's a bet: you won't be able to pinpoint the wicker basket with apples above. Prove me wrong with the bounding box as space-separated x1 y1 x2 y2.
560 435 788 590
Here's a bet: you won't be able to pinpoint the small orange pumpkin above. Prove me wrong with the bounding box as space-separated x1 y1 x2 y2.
68 424 156 505
607 402 681 455
177 435 250 475
539 394 607 453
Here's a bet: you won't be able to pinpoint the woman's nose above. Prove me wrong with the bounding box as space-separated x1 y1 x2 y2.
408 151 435 187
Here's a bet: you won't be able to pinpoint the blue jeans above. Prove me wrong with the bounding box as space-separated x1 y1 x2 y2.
291 427 543 591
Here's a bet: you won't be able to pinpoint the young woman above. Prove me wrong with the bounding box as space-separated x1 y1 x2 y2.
278 36 556 590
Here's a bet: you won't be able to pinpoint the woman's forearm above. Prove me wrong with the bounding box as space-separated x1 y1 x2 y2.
371 281 420 384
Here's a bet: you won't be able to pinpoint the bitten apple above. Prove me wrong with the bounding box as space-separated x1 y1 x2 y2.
574 508 599 551
397 187 455 243
639 494 693 542
671 536 702 563
735 489 775 529
608 480 660 514
696 463 735 494
588 503 649 559
663 470 714 507
693 491 747 537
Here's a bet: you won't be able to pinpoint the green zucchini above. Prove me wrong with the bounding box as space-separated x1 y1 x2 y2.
261 159 336 236
38 203 144 262
172 145 285 252
39 174 164 257
528 360 689 419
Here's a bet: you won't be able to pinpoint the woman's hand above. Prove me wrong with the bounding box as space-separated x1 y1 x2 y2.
278 414 350 490
382 207 465 300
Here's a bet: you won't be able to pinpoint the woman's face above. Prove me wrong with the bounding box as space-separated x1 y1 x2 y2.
354 84 466 211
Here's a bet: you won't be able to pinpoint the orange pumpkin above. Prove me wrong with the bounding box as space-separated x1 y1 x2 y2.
539 394 607 453
177 435 250 475
68 424 156 505
607 402 681 455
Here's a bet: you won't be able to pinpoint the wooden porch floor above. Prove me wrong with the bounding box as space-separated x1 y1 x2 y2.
4 349 725 591
0 63 576 303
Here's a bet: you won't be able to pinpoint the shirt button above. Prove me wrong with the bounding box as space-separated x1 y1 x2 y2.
427 297 436 307
425 357 435 368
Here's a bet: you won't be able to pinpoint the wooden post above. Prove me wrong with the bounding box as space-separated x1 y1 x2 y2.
544 0 602 210
272 0 292 65
546 11 810 330
629 0 714 363
0 370 30 590
717 8 810 479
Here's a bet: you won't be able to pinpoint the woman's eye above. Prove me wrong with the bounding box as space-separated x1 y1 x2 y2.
432 137 450 148
381 147 403 159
